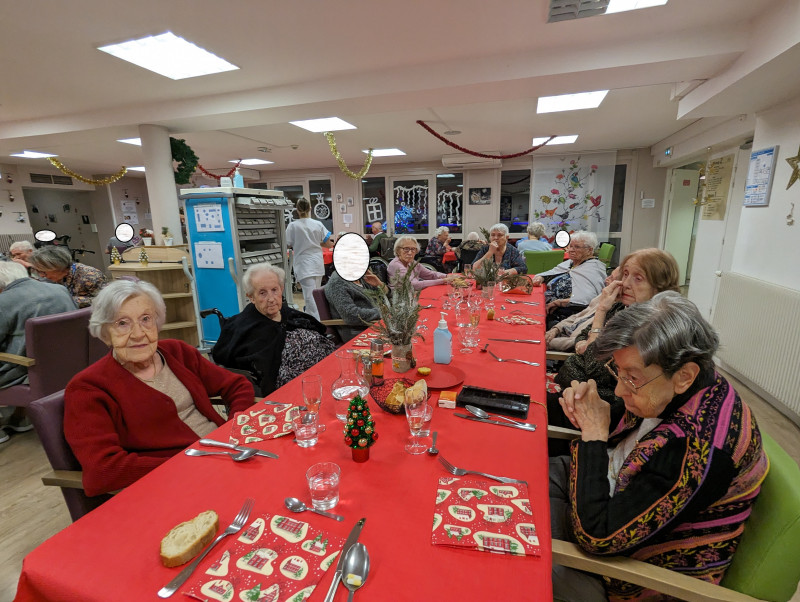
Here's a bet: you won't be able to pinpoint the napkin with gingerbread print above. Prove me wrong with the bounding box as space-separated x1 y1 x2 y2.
431 476 541 556
229 402 300 445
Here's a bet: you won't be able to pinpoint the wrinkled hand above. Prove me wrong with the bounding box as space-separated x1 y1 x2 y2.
532 275 544 286
559 379 610 441
363 272 382 288
489 241 501 256
12 258 32 269
575 340 588 355
545 328 558 344
597 280 622 312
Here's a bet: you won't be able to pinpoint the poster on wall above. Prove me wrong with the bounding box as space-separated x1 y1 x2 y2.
468 188 491 205
701 154 735 220
744 146 778 207
121 200 139 225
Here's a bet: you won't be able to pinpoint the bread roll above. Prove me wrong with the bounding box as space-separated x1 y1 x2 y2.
160 510 219 567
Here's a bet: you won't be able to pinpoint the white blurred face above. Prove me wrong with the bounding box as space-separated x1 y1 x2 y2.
108 295 159 366
248 271 284 320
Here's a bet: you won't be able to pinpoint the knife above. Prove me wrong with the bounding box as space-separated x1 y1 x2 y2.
323 518 366 602
454 413 537 432
488 338 541 344
198 438 279 459
260 400 308 410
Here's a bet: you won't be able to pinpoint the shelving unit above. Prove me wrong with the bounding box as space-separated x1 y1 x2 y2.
110 246 198 346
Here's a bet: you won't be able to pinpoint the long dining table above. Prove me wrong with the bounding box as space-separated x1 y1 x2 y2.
16 283 551 601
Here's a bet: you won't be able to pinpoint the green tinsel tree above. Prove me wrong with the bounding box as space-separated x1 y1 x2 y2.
344 395 378 449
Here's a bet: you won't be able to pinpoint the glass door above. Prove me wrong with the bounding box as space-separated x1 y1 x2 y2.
389 176 433 240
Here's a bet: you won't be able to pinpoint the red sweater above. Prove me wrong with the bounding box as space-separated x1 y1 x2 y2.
65 339 254 496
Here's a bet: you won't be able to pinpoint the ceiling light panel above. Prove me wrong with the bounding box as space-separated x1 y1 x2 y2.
537 90 608 113
98 32 239 80
11 150 58 158
606 0 667 14
289 117 356 132
532 135 579 145
234 159 273 165
118 138 142 145
365 148 405 157
127 166 146 172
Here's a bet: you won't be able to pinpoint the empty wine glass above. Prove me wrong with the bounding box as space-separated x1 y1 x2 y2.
302 375 323 413
404 388 428 454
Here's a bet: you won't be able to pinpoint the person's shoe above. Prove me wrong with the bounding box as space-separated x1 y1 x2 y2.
6 416 33 433
0 429 9 445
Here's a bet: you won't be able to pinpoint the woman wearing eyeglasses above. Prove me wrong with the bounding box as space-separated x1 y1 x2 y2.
550 292 768 602
64 279 255 496
387 235 457 290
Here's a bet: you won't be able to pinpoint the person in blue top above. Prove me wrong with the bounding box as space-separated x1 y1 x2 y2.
471 223 527 276
516 222 552 252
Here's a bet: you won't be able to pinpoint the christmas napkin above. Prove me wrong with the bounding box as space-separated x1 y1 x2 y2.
183 512 344 602
229 402 300 445
431 476 541 556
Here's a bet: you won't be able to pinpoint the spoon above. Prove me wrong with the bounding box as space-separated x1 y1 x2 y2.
480 343 489 353
184 448 258 461
284 497 344 521
464 405 528 428
342 543 370 602
427 431 439 455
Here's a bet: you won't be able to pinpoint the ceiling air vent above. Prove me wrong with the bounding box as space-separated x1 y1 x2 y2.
52 175 74 185
30 173 54 184
548 0 609 22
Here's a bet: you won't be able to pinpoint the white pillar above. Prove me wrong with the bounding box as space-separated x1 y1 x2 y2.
139 124 184 244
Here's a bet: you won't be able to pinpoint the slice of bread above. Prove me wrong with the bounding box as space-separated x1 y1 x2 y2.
160 510 219 567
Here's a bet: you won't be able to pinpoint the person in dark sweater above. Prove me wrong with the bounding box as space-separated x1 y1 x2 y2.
324 269 384 342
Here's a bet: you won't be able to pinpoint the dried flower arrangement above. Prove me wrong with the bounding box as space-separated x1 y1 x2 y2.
366 263 423 346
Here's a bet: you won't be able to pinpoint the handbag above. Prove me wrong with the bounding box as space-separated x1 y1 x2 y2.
499 274 534 295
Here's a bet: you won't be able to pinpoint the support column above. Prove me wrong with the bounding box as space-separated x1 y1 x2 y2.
139 124 184 244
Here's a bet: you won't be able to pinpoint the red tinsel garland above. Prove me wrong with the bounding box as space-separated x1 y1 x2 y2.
198 160 242 181
416 120 555 159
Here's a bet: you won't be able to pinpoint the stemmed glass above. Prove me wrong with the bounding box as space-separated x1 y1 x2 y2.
443 282 455 310
404 388 429 455
302 375 323 413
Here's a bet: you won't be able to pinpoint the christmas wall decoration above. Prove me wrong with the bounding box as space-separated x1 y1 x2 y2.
393 184 428 234
785 145 800 190
138 247 149 266
344 395 377 462
436 189 462 229
324 132 373 180
170 137 199 185
48 158 127 185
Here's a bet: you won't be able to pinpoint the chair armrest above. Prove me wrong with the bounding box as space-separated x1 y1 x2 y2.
321 319 347 326
546 351 571 362
0 352 36 367
552 539 761 602
547 425 581 440
42 470 84 489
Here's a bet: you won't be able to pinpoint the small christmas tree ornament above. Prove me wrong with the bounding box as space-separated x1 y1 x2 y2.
138 247 149 266
110 246 122 265
343 395 377 462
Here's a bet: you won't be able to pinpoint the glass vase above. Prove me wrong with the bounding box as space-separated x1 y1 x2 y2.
391 342 415 373
331 350 369 422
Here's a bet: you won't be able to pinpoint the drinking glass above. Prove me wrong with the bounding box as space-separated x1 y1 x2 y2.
469 301 481 327
482 281 496 310
419 403 433 437
292 411 326 448
464 264 474 278
465 326 480 349
302 375 323 413
443 282 454 310
458 326 473 354
455 299 470 328
404 388 429 455
306 462 341 510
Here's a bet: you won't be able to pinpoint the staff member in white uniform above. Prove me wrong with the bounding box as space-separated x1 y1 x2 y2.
285 198 333 320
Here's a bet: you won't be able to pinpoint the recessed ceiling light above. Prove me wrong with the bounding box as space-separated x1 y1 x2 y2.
537 90 608 113
437 173 456 178
364 148 406 157
127 166 146 172
233 158 273 166
98 31 238 80
606 0 668 14
10 150 58 158
118 138 142 146
289 117 356 133
532 135 579 145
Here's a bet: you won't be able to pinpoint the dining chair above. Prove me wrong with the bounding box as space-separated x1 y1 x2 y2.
312 287 347 346
550 432 800 602
27 390 113 522
597 243 616 270
524 250 565 275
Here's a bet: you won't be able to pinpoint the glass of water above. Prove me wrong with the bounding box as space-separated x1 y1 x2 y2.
306 462 341 510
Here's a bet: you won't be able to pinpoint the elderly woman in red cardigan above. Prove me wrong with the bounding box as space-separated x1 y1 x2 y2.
65 280 254 496
551 292 768 601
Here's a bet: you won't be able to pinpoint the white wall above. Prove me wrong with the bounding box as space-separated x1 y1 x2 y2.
730 98 800 291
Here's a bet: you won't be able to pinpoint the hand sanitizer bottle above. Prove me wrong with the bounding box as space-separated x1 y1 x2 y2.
233 168 244 188
433 312 452 364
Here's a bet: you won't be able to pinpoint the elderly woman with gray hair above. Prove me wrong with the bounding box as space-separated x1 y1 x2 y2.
212 263 334 395
516 222 552 252
30 245 107 308
387 235 457 290
550 292 768 601
64 279 255 496
471 223 527 277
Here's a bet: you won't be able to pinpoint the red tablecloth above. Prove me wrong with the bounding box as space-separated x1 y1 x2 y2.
17 286 550 602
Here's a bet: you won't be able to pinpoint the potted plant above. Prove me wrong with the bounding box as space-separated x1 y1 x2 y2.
162 226 173 246
139 228 154 246
472 255 499 290
366 265 423 372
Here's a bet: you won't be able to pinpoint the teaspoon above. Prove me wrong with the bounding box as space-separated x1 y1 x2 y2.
427 432 439 455
284 497 344 521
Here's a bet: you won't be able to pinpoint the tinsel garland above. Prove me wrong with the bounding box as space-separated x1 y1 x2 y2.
170 137 199 184
324 132 373 180
416 120 555 159
48 158 127 185
198 160 241 181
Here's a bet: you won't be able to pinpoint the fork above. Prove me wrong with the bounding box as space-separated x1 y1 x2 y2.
487 349 540 367
439 456 527 485
504 298 540 306
158 498 255 598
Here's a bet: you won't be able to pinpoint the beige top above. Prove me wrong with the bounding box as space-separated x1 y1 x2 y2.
145 354 218 438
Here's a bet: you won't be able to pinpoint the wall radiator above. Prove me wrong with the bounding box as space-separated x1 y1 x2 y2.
0 233 34 255
713 272 800 423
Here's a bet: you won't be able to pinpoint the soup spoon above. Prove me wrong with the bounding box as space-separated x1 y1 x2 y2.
184 448 258 461
465 405 528 428
342 543 370 602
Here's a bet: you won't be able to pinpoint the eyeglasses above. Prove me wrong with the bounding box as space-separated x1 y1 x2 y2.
604 359 664 392
399 247 417 253
110 314 156 335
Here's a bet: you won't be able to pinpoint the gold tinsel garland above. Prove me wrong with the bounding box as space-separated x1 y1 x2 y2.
48 158 127 185
324 132 373 180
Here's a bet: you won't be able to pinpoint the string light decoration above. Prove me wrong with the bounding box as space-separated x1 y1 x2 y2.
48 158 127 185
197 160 241 181
416 120 555 159
324 132 373 180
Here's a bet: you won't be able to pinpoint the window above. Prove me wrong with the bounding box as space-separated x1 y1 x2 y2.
500 169 531 234
309 179 333 234
361 177 386 234
273 184 304 226
393 179 429 235
436 173 463 234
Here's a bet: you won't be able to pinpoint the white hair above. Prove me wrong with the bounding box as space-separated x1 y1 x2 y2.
489 223 509 236
9 241 34 253
571 230 598 251
466 232 480 241
88 279 166 344
0 261 29 288
527 222 546 238
393 235 420 256
434 226 449 236
30 246 72 271
243 263 286 296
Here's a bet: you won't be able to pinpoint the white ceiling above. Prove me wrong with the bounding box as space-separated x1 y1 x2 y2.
1 0 797 178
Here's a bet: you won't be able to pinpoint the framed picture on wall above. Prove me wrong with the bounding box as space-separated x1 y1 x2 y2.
469 187 491 205
744 146 779 207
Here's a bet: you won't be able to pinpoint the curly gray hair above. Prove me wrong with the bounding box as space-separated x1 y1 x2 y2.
30 246 72 271
488 223 509 236
570 230 598 252
88 279 166 344
243 263 286 297
527 222 546 239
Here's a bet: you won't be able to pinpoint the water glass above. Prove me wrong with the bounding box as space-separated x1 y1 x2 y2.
302 375 323 413
306 462 341 510
419 403 434 437
482 281 496 309
469 303 481 327
455 299 470 328
404 388 428 455
459 326 474 354
292 411 326 448
465 326 480 349
464 263 473 278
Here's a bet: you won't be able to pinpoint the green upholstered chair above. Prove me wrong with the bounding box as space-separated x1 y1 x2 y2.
524 249 565 275
597 242 615 269
550 431 800 601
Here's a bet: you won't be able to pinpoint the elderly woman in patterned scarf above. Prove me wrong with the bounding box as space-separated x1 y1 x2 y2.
549 292 768 602
30 245 107 308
